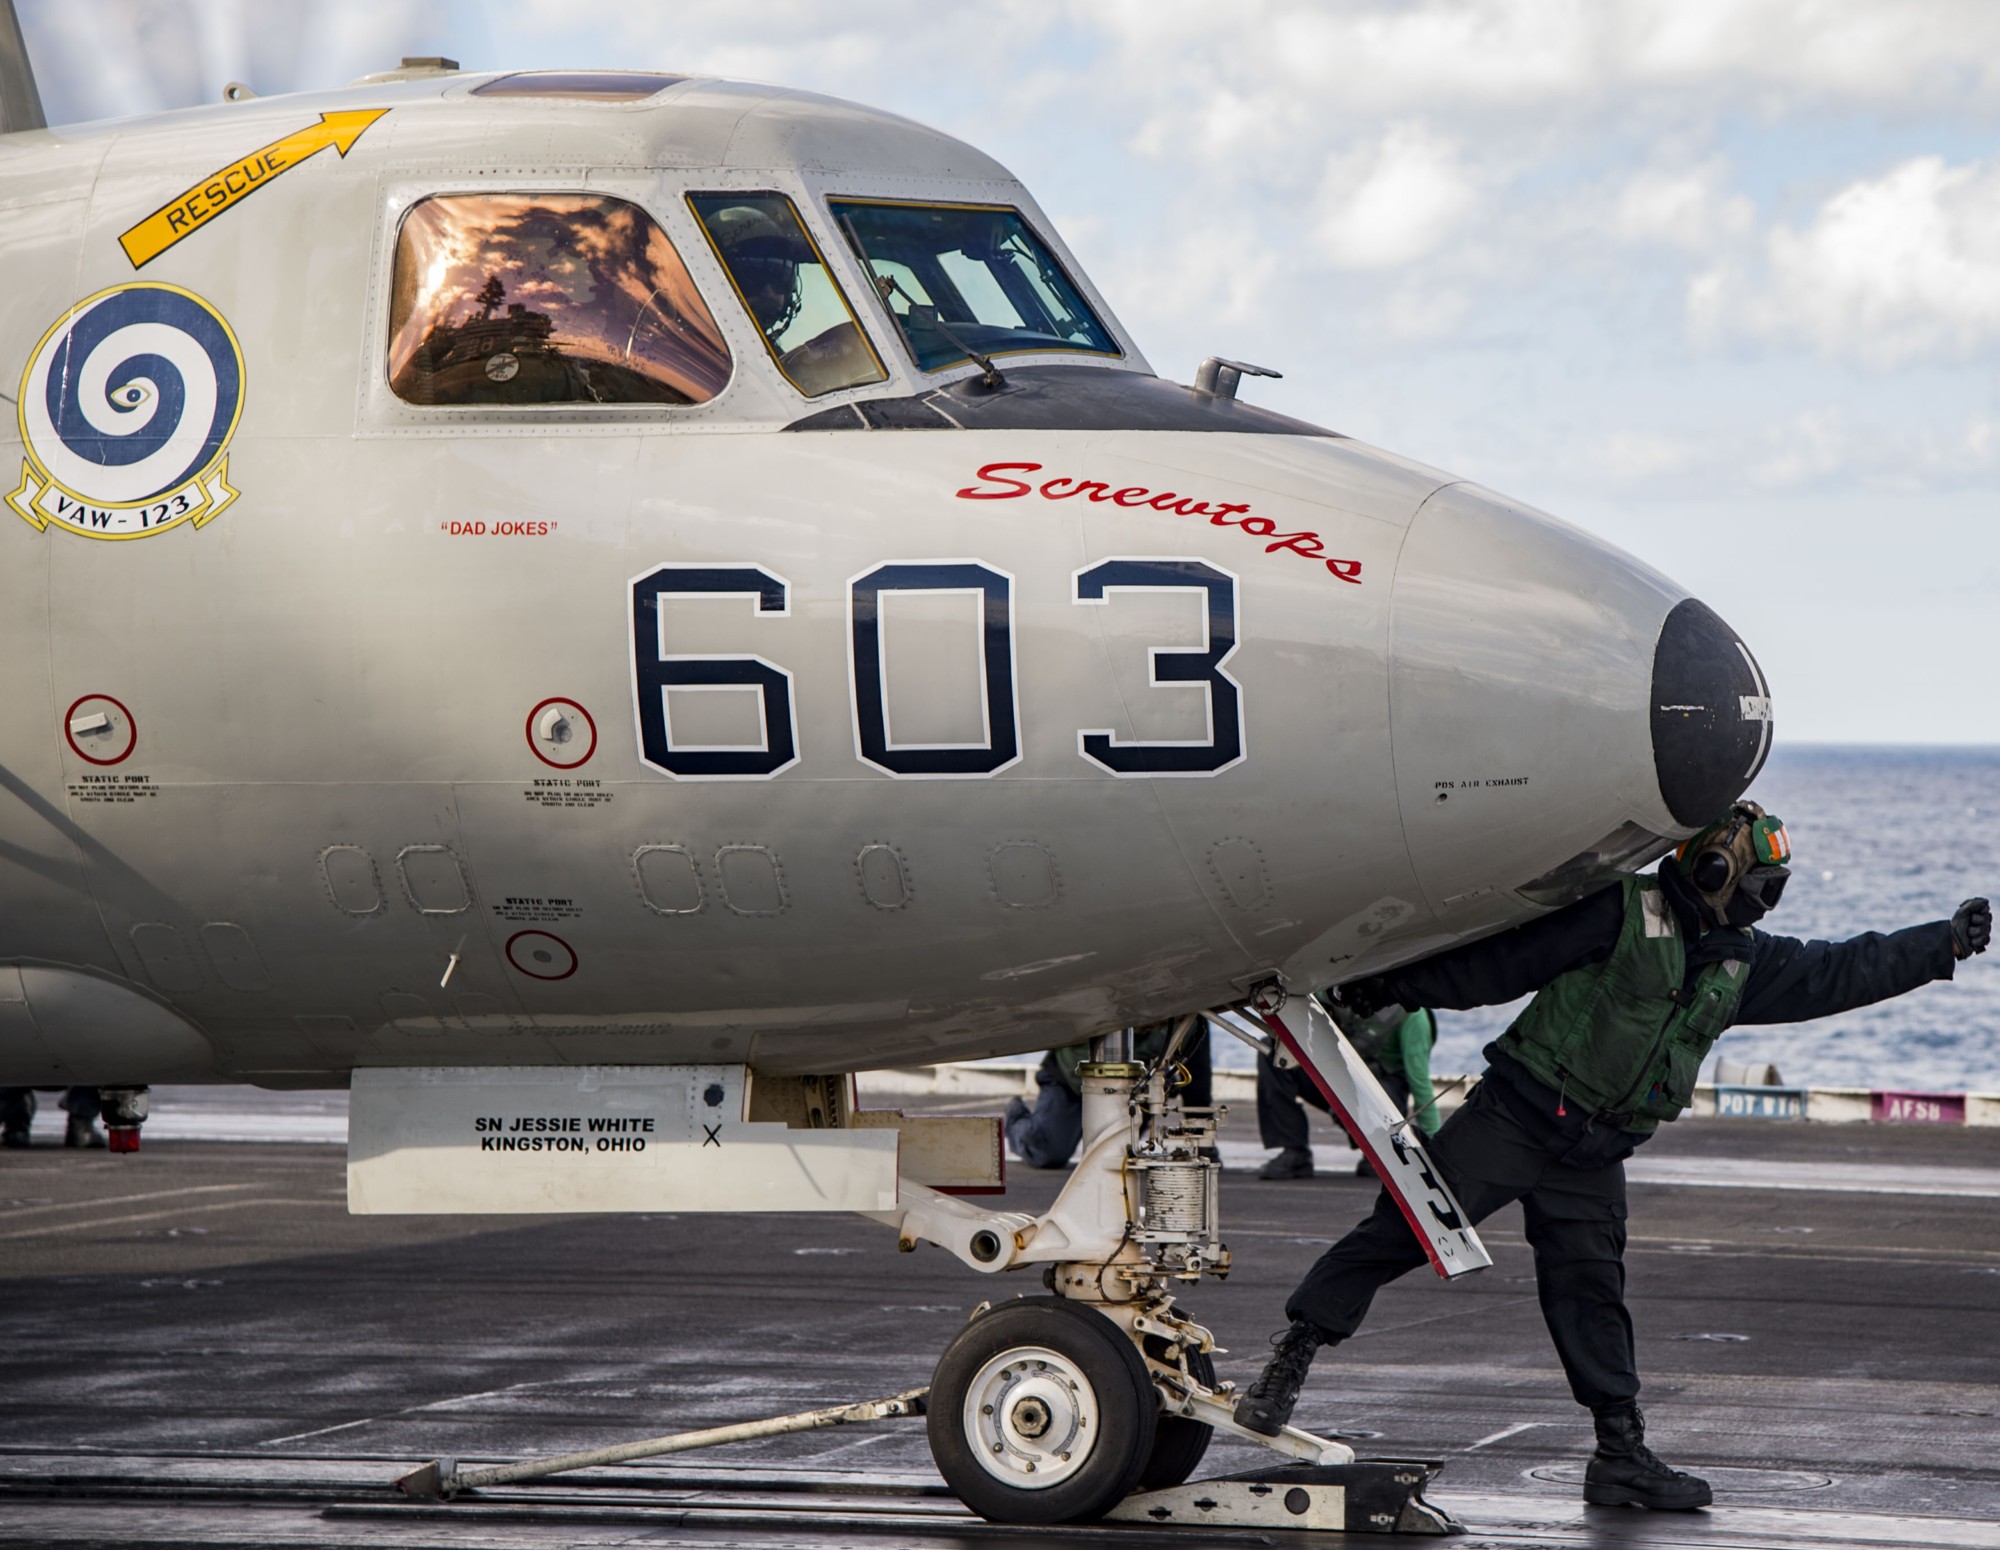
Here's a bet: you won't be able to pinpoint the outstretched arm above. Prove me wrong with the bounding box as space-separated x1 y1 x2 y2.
1355 884 1625 1012
1734 921 1957 1025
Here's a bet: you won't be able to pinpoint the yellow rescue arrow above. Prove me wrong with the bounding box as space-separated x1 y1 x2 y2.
119 109 389 269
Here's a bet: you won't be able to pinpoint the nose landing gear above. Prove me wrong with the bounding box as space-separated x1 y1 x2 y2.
877 1017 1343 1523
873 1005 1481 1528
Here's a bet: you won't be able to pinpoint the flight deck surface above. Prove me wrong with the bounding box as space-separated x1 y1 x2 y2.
1 1091 1997 1548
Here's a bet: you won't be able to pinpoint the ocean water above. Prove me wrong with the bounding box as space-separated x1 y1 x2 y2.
1208 746 2000 1093
1426 745 2000 1093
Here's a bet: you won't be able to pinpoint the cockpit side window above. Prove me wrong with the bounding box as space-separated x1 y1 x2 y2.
688 192 888 398
387 193 731 407
826 200 1120 374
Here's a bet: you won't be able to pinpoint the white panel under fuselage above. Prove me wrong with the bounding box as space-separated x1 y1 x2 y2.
346 1065 899 1214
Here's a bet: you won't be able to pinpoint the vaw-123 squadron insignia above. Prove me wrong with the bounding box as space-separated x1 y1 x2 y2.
8 282 244 540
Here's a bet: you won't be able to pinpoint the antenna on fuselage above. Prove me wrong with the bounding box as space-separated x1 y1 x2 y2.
0 0 47 134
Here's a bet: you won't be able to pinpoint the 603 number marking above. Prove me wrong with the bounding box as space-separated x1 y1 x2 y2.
630 558 1244 782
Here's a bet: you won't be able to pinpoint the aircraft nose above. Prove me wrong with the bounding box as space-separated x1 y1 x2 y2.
1649 597 1773 827
1384 481 1771 922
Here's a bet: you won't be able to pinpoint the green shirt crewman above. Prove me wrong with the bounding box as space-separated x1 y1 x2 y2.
1334 1000 1440 1138
1256 1002 1439 1180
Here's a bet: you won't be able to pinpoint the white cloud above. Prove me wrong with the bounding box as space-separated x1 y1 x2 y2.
1380 283 1475 340
1583 429 1703 484
1612 163 1753 253
1618 0 2000 107
1696 155 2000 366
1316 125 1478 269
1549 404 2000 501
1748 407 1851 489
1099 0 2000 134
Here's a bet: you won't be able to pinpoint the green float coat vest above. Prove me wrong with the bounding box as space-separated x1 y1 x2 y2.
1494 875 1749 1133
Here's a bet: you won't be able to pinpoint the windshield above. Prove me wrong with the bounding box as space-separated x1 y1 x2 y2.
689 192 887 398
826 200 1119 374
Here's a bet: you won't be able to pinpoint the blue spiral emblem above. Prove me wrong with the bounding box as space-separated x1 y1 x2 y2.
10 283 245 540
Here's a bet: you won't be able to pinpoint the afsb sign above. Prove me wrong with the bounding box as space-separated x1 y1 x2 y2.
1872 1091 1966 1125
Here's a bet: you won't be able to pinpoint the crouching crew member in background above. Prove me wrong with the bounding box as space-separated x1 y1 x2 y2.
1257 1000 1439 1179
1006 1022 1213 1169
1234 802 1991 1512
0 1087 106 1150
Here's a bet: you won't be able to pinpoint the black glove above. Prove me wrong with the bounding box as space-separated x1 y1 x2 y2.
1952 898 1991 960
1338 975 1393 1018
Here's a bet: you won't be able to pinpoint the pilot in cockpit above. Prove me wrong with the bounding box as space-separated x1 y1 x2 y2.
693 195 884 399
702 204 808 335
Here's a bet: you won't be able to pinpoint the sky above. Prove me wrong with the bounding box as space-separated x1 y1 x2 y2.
16 0 1999 744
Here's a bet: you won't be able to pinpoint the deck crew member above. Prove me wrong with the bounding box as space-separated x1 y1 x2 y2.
0 1087 106 1149
1234 802 1991 1511
1256 999 1439 1180
1005 1023 1213 1169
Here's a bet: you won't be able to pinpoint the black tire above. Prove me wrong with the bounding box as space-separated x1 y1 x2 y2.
1137 1344 1215 1491
927 1297 1158 1524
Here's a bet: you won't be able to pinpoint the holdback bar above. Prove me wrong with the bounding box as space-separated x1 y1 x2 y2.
396 1387 928 1499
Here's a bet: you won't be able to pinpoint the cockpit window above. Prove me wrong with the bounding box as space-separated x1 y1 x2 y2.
387 193 731 408
688 192 888 398
826 200 1119 374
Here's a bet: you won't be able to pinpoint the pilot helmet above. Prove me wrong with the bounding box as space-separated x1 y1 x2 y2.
1675 800 1791 927
705 204 811 330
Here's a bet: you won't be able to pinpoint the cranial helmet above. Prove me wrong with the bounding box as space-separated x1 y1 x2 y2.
1675 800 1791 927
705 204 813 336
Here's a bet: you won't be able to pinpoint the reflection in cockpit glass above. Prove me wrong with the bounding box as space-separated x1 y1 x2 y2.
387 193 732 407
827 201 1119 374
689 192 887 398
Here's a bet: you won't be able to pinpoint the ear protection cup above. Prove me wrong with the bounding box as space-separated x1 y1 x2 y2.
1676 800 1791 927
1690 849 1734 894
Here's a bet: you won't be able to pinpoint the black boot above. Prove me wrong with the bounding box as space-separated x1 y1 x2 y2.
64 1114 105 1149
1232 1319 1324 1435
1584 1404 1712 1510
1257 1146 1314 1180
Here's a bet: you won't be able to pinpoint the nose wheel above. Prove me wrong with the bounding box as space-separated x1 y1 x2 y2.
928 1298 1158 1523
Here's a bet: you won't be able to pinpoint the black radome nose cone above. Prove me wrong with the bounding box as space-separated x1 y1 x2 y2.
1651 598 1772 828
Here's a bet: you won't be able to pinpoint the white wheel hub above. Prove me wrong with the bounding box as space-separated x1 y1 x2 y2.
961 1344 1099 1488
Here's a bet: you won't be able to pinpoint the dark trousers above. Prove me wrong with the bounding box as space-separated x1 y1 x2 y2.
1008 1058 1084 1168
1007 1038 1216 1170
1284 1078 1637 1411
0 1087 99 1131
1257 1054 1409 1151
